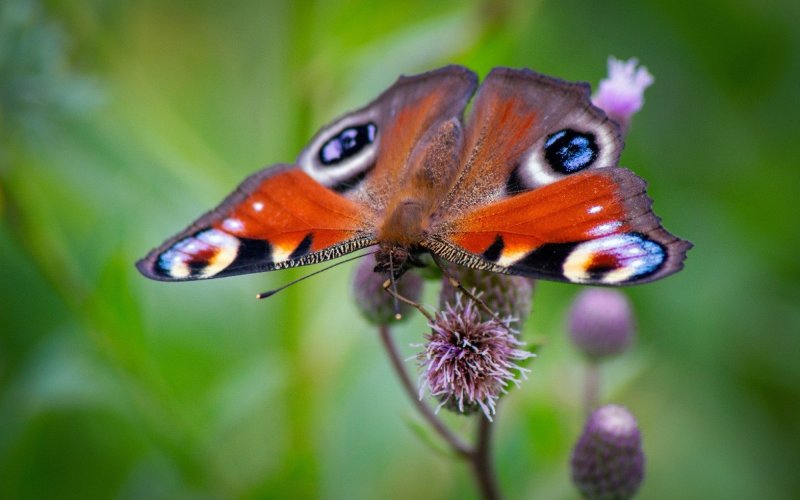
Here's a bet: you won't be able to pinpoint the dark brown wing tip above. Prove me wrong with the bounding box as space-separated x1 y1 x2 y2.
396 65 479 88
135 250 175 282
610 168 693 284
135 253 162 281
485 66 592 95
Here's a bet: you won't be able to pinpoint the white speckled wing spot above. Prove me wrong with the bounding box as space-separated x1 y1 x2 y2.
195 229 240 278
158 248 191 279
270 243 296 264
497 248 530 267
222 218 244 233
157 229 241 279
589 221 623 237
562 234 665 284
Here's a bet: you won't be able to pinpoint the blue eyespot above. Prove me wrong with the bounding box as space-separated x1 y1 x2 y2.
318 123 377 165
544 129 598 174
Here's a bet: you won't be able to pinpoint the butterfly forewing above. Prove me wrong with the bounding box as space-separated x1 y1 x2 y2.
428 168 690 285
136 165 375 281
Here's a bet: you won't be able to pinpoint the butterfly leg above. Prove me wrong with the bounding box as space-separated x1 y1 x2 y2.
381 277 435 322
429 254 512 329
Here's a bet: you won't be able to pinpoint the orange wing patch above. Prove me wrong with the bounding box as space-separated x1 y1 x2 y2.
137 166 375 281
431 168 688 285
218 169 369 255
446 170 631 264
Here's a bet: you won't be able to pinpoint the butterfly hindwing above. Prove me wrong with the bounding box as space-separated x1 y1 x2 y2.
296 65 478 210
440 67 623 219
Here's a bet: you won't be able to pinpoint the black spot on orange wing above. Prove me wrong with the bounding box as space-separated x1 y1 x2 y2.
482 234 505 262
511 241 580 279
229 238 272 272
289 233 314 260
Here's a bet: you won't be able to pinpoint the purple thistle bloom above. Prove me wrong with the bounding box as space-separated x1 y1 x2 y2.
418 295 533 421
571 404 645 499
568 289 635 362
592 57 654 134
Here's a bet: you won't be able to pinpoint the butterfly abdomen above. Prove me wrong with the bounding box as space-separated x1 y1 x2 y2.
376 117 465 248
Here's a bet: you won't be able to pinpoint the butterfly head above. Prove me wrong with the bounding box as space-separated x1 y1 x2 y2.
373 242 428 281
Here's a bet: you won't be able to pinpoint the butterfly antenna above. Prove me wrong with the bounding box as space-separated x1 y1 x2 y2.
256 250 378 299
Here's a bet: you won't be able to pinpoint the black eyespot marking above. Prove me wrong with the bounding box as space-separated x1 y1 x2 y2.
318 123 377 165
544 129 598 174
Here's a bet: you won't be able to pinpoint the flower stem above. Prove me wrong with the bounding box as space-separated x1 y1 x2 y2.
584 362 601 414
470 415 501 500
378 324 503 499
378 324 471 457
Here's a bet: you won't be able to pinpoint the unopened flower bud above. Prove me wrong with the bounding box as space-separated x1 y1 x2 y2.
571 404 645 499
568 289 634 362
351 257 423 325
439 266 534 325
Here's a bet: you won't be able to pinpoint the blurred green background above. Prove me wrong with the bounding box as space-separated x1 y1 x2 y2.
1 0 799 498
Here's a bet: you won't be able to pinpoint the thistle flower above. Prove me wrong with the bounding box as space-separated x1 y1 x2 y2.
568 289 634 362
592 57 654 134
351 256 423 325
418 295 533 420
571 404 645 499
439 266 534 325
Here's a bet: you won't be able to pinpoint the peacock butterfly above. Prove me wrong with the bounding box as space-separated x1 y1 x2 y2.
136 66 690 289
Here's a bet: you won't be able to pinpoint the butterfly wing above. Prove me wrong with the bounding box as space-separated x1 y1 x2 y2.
136 165 376 281
426 68 691 285
137 66 479 281
295 65 477 210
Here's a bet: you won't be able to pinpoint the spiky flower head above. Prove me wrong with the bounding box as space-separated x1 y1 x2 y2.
439 266 534 325
568 289 634 362
418 294 533 420
351 256 423 325
592 57 654 135
571 404 645 499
